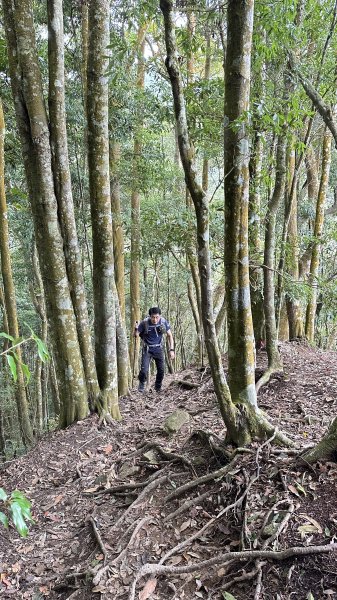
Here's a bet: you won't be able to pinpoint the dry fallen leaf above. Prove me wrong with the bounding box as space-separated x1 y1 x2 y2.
103 444 113 455
139 577 157 600
180 519 191 532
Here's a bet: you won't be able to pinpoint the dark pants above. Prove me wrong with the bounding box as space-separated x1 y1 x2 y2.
138 346 165 390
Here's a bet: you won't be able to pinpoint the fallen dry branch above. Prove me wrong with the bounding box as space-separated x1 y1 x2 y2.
89 516 108 560
128 543 337 600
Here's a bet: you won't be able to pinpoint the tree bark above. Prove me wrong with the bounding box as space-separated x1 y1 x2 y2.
2 0 89 427
110 141 126 322
285 143 303 339
305 130 332 342
87 0 120 419
129 25 146 377
160 0 291 447
0 98 33 446
48 0 100 410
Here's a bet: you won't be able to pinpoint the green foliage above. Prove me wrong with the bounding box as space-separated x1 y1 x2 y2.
0 488 34 537
0 329 49 383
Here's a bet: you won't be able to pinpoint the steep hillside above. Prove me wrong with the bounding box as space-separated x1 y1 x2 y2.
1 341 337 599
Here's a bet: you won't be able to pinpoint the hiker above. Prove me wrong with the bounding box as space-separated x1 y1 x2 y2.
134 307 175 393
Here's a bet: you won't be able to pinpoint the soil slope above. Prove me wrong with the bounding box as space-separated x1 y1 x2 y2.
1 341 337 600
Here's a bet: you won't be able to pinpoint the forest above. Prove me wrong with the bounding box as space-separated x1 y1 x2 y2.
1 0 337 598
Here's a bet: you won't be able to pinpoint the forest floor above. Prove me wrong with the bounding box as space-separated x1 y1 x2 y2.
1 341 337 600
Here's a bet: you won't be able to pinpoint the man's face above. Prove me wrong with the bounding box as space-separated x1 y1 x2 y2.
150 313 160 325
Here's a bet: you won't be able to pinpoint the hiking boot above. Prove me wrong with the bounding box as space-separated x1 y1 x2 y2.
154 387 162 393
138 382 145 393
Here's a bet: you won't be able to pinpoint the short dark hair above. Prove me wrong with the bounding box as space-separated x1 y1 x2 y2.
149 306 161 316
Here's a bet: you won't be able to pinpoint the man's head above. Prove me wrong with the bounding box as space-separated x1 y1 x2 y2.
149 306 161 324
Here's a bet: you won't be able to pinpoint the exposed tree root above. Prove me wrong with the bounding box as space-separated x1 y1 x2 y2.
255 366 282 394
164 454 241 503
141 441 196 473
164 489 213 523
84 467 165 497
128 544 337 600
110 473 168 534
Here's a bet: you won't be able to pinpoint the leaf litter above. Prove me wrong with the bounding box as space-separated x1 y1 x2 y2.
0 341 337 599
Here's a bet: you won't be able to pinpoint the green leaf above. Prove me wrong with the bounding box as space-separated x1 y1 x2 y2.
10 491 33 520
222 593 238 600
10 502 29 537
0 488 8 501
32 334 50 362
0 511 9 528
6 354 17 382
0 332 15 342
21 362 31 385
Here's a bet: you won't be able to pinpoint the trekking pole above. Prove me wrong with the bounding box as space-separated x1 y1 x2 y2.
132 321 138 387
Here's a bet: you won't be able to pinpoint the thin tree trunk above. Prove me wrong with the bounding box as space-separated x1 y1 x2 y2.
48 0 100 410
87 0 120 419
110 141 126 322
285 143 304 339
260 133 287 390
0 98 33 446
29 243 48 434
305 130 332 342
129 25 146 377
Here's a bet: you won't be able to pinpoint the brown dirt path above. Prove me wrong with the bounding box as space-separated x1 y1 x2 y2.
1 341 337 600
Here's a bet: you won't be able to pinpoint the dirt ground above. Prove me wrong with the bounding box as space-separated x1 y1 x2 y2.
1 341 337 600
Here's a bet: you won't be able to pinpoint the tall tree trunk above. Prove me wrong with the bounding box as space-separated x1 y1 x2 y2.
258 132 287 393
29 244 47 434
0 98 33 446
129 25 146 377
110 141 126 322
87 0 120 419
160 0 291 447
2 0 89 427
285 143 304 339
48 0 100 410
305 129 332 341
224 0 259 408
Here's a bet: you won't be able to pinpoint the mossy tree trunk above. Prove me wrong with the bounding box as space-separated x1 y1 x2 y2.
305 129 332 342
2 0 89 427
302 416 337 463
110 141 126 322
160 0 291 447
258 132 286 392
48 0 100 411
129 25 146 377
0 99 33 447
224 0 259 409
29 243 48 434
87 0 120 419
285 143 304 339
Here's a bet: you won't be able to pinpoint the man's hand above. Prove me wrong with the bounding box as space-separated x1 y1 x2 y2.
133 321 139 337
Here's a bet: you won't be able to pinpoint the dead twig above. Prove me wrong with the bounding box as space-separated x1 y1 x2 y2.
89 517 108 562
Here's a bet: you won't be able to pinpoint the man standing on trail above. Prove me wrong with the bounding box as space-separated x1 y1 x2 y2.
134 307 175 393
